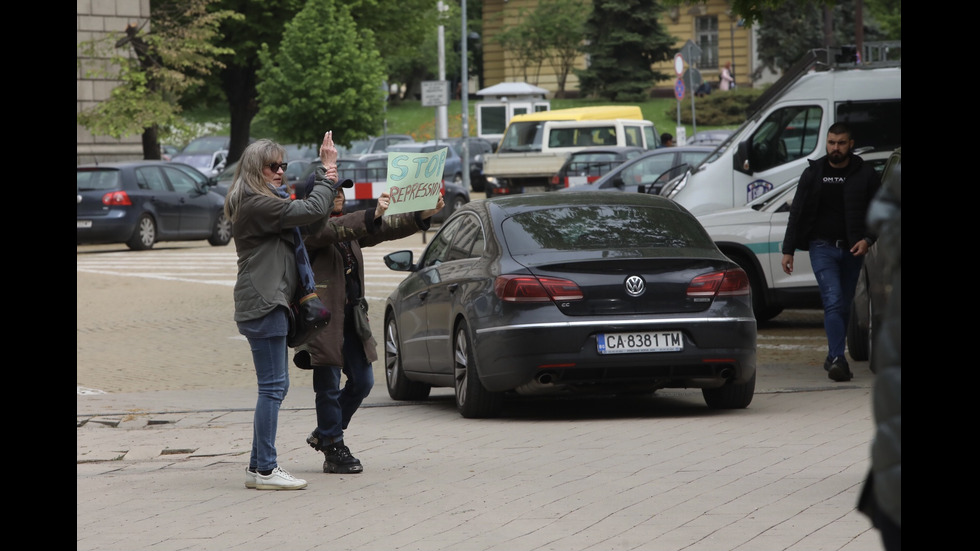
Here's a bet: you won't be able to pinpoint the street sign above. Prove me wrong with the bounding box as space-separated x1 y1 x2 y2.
683 68 702 91
421 80 449 107
680 40 703 67
674 78 685 100
674 53 684 77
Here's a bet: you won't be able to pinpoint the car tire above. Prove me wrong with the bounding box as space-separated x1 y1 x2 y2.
384 312 430 401
470 172 485 192
126 213 156 250
208 211 232 246
846 300 871 364
453 320 503 418
727 251 782 322
702 371 755 409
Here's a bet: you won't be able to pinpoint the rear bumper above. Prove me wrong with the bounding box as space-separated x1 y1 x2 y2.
470 316 757 393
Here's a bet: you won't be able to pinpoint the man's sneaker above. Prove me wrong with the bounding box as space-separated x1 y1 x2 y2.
827 357 853 382
245 467 257 489
823 357 833 372
323 441 363 474
254 466 307 490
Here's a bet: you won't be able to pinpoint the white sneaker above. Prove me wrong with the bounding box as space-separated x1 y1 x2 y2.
254 466 307 490
245 467 257 489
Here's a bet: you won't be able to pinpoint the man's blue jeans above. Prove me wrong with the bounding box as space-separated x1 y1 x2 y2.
312 321 374 444
247 335 290 472
809 240 864 360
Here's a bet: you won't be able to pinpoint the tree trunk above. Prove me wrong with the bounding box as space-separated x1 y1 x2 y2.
222 65 259 165
142 126 161 160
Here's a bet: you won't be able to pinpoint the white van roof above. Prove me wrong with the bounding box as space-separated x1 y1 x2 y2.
780 66 901 103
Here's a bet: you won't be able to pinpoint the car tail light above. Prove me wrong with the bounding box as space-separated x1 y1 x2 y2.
494 275 584 302
686 269 751 297
102 191 133 206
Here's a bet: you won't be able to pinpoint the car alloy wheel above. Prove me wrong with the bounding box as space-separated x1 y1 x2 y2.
453 321 502 418
384 313 429 401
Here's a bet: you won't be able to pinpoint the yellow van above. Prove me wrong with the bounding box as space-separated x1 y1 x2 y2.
485 105 658 195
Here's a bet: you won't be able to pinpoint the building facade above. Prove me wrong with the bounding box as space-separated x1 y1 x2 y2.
76 0 148 165
481 0 756 98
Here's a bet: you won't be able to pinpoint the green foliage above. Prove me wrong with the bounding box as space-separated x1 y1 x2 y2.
575 0 677 101
256 0 387 147
530 0 591 98
671 87 763 126
753 0 891 76
76 0 240 145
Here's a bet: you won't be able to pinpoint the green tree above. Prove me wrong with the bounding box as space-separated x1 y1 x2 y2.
532 0 591 98
256 0 387 146
202 0 305 164
352 0 450 106
575 0 677 101
76 0 240 159
491 5 548 85
753 0 890 76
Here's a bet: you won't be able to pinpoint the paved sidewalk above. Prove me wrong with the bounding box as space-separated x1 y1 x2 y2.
77 370 883 551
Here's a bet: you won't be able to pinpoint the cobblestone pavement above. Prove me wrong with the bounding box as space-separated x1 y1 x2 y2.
77 236 884 551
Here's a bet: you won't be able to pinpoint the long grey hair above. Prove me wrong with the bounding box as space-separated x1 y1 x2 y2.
223 139 287 223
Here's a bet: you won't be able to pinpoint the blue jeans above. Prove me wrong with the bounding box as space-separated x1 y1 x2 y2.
809 240 864 360
247 336 290 472
311 321 374 444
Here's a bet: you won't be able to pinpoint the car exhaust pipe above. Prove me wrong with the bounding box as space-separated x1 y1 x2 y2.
719 367 734 380
536 372 556 385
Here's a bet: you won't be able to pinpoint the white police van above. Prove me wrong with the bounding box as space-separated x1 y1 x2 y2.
662 44 900 216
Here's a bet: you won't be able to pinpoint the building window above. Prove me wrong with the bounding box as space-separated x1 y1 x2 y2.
695 16 719 69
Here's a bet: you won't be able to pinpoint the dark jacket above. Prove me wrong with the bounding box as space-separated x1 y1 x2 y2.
301 209 430 367
857 148 901 530
230 168 336 323
782 153 881 255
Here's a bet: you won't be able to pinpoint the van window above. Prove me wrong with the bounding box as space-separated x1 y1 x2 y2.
748 105 822 173
836 100 901 152
622 126 644 147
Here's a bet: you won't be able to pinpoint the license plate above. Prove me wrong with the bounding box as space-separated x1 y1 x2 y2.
568 175 587 186
77 220 92 228
597 331 683 354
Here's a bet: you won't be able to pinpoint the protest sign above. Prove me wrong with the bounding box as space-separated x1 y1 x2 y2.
385 147 447 215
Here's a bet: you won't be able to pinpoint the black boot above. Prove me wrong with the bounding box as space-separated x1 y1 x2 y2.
307 432 363 474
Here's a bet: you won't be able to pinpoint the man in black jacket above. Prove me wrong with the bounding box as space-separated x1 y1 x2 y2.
781 122 881 382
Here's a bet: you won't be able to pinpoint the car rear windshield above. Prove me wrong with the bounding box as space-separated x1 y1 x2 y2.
77 169 121 191
502 205 714 254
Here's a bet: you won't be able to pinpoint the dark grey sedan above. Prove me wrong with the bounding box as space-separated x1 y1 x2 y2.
382 192 757 418
77 161 231 250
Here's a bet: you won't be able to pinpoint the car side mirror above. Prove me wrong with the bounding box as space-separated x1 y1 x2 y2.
384 250 415 272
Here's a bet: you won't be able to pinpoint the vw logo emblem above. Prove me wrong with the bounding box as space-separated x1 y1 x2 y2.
624 275 645 297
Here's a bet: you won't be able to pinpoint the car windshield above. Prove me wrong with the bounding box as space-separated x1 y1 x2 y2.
498 121 544 153
174 155 211 168
502 204 714 254
346 140 373 155
181 137 227 154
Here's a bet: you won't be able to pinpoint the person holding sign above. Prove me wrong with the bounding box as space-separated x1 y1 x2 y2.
296 172 443 475
225 131 342 490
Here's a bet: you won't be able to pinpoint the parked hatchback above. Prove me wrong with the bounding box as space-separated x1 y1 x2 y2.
77 161 231 250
